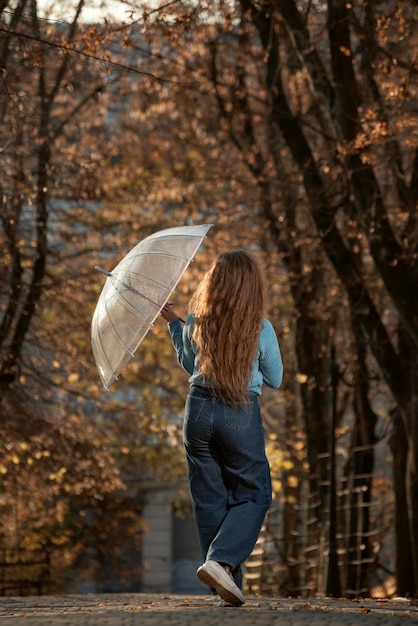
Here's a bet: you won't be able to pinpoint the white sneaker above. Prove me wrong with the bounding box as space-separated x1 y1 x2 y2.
197 560 244 606
208 595 233 607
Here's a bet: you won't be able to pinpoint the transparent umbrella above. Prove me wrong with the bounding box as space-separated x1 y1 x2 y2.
91 224 212 389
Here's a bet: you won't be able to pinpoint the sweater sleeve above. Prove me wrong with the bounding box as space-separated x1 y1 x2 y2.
167 315 195 376
259 319 283 389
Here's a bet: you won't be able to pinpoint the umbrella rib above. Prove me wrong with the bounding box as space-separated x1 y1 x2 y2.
97 266 162 310
112 276 161 309
105 297 138 357
127 271 180 296
113 280 186 323
136 250 191 262
91 310 118 389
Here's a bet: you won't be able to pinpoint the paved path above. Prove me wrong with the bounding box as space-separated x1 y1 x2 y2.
0 594 417 625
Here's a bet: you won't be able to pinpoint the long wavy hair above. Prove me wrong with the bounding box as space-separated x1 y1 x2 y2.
189 250 267 404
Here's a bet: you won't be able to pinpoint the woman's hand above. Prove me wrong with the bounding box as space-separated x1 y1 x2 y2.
160 303 179 322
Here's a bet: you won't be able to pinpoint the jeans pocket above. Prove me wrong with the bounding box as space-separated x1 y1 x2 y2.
224 401 253 430
184 394 207 424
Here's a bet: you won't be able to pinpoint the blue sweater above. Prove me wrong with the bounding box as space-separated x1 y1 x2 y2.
167 313 283 395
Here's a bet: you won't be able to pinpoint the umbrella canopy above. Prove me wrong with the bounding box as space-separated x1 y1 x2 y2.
91 224 212 389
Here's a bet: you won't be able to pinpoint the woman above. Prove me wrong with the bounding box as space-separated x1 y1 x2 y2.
161 250 283 606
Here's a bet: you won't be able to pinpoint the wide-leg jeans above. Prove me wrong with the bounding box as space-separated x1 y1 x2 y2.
183 385 272 589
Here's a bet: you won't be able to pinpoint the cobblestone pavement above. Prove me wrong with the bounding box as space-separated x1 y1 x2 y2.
0 594 417 625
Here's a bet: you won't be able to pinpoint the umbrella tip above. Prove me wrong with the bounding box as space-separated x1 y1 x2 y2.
95 265 112 277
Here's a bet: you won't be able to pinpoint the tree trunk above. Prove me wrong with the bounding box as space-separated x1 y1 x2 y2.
343 316 377 596
398 325 418 595
389 408 415 595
